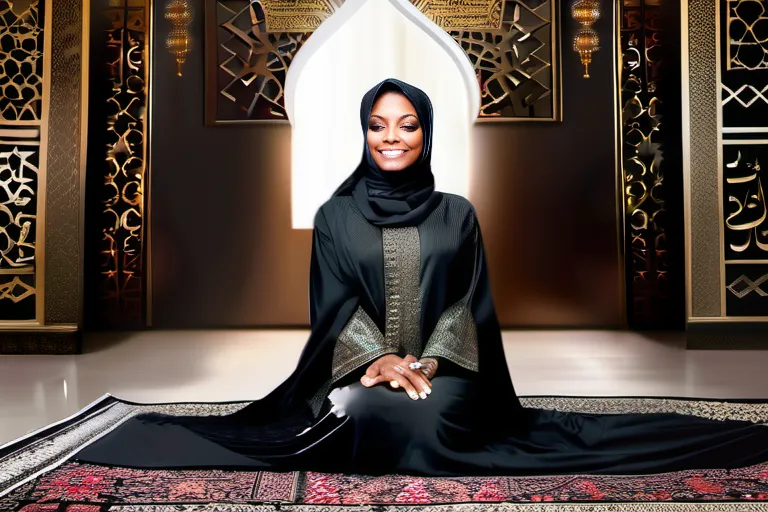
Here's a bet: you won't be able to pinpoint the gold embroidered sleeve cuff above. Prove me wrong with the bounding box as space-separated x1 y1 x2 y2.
332 306 400 382
420 301 479 372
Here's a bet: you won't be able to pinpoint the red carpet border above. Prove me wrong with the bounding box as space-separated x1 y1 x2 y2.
0 460 767 511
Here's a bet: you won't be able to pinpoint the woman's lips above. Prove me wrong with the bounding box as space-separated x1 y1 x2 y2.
379 149 407 158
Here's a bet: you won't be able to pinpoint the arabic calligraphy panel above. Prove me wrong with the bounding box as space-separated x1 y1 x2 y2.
723 144 768 260
719 0 768 317
263 0 503 31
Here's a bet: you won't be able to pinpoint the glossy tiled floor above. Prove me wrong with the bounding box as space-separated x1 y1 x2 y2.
1 330 767 445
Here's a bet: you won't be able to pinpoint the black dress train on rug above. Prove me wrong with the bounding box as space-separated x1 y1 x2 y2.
76 79 768 477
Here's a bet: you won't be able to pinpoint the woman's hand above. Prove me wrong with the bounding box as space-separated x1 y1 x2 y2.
415 357 438 380
360 354 432 400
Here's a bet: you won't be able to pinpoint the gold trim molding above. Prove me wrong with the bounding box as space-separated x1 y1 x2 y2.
684 0 724 318
45 0 89 325
0 324 77 332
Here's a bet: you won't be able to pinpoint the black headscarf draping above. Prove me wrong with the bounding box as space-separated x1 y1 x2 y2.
333 78 444 227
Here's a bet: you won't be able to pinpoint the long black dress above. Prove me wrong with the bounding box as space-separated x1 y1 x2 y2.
76 192 768 476
76 77 768 476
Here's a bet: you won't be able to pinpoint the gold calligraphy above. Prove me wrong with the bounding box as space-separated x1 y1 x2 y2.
412 0 502 29
724 148 768 254
261 0 502 32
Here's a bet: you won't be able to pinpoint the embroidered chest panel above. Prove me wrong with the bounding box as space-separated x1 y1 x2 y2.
382 227 422 358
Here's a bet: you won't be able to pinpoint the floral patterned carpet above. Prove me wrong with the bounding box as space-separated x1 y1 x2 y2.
2 395 768 512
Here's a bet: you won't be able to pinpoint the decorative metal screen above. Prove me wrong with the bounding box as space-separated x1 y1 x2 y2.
720 0 768 316
619 0 684 327
97 0 150 326
205 0 559 123
0 0 45 321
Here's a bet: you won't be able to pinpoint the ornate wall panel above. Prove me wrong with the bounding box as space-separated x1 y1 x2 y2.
686 0 768 330
205 0 559 123
1 0 85 351
720 0 768 318
0 1 44 322
97 0 149 326
619 0 684 327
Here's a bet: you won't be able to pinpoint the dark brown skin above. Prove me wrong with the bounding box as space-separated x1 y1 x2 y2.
366 91 424 172
361 354 438 400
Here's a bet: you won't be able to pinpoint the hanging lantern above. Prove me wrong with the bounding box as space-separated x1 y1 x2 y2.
164 0 193 77
573 28 600 78
570 0 602 78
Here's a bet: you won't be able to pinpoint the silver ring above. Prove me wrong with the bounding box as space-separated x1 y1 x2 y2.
408 362 423 370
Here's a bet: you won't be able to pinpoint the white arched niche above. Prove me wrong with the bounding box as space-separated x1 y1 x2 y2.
284 0 481 229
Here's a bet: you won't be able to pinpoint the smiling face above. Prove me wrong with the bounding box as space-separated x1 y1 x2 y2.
366 91 424 172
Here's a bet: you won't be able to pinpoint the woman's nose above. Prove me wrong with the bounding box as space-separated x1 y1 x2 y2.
384 126 399 143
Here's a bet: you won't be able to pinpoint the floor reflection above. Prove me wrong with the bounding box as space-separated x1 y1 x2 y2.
1 330 767 445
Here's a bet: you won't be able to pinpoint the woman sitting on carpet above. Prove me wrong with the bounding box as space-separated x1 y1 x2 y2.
76 78 768 476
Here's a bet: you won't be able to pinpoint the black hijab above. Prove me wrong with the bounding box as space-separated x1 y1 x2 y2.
333 78 443 227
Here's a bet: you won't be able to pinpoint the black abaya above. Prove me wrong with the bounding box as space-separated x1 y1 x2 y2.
76 77 768 476
76 194 768 476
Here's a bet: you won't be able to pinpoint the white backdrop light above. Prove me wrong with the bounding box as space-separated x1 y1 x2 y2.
285 0 481 229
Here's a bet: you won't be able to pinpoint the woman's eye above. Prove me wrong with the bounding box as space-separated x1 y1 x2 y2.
368 124 418 132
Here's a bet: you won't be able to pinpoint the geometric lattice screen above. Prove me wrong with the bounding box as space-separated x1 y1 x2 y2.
97 0 150 326
0 0 45 321
206 0 559 123
1 0 86 353
720 0 768 316
618 0 684 328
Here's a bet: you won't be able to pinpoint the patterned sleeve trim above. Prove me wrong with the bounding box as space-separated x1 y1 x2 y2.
332 306 400 382
420 301 479 372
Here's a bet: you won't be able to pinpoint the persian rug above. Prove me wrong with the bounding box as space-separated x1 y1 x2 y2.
2 395 768 512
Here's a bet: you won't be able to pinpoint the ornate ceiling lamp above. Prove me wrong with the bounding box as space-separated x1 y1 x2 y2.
165 0 193 76
571 0 601 78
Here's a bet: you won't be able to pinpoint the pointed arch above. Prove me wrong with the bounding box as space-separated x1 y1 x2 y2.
285 0 481 229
